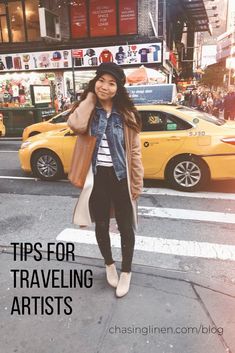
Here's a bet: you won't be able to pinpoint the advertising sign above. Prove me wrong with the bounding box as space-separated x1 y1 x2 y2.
89 0 117 37
70 0 88 38
0 50 72 72
30 85 52 106
72 42 162 68
119 0 137 35
126 84 177 104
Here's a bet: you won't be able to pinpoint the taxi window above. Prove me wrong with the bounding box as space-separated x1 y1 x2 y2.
177 107 225 126
140 111 192 132
51 111 70 124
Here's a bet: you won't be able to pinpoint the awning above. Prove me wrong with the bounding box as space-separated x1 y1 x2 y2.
182 0 210 33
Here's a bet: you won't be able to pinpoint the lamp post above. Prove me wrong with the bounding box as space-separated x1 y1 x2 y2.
228 12 235 88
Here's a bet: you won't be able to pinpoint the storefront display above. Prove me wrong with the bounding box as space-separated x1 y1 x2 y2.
72 42 163 68
0 50 72 72
0 71 64 108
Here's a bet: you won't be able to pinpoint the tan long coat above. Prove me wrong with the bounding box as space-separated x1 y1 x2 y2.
67 93 144 231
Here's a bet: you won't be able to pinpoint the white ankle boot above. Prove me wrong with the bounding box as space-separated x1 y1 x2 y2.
116 272 132 298
106 264 119 288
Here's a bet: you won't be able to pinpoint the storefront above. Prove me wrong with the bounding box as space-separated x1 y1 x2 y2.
0 41 166 102
0 49 71 107
0 42 167 135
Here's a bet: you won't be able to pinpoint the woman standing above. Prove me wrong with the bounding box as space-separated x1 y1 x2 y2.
67 63 144 298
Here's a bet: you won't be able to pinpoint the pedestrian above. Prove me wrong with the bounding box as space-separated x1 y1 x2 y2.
224 87 235 120
206 92 214 114
198 100 210 113
175 92 184 105
54 95 59 113
67 62 144 298
212 93 223 118
189 89 199 108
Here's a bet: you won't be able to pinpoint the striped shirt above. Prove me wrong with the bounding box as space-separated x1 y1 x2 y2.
96 112 113 167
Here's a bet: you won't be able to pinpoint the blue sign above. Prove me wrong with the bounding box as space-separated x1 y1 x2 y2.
126 84 177 104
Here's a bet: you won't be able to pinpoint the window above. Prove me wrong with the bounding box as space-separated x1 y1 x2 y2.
0 4 8 42
70 0 138 39
8 1 26 42
140 111 192 132
25 0 41 41
0 0 41 43
177 107 226 126
52 111 70 123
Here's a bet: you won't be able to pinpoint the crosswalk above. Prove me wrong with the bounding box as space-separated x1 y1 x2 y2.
56 188 235 265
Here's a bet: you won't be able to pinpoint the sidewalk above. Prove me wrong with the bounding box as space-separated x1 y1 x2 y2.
0 246 234 353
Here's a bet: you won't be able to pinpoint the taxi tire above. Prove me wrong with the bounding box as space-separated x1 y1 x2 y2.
166 155 210 192
31 149 64 181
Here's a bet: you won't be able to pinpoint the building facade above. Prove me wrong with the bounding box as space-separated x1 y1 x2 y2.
0 0 209 106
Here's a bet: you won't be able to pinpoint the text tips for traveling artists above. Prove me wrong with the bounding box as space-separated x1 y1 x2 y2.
9 242 93 316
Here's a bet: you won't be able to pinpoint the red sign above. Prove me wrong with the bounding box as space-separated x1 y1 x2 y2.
119 0 137 35
170 51 177 68
70 0 88 38
89 0 117 37
72 49 84 58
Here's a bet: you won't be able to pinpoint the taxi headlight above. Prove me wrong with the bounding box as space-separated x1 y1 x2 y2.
20 141 32 149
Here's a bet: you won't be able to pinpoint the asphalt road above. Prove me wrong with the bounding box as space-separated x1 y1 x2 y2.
0 139 235 293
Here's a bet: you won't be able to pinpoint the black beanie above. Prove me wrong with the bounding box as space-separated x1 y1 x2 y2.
96 62 126 85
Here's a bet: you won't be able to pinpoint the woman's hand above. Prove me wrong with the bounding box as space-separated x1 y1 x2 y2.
86 91 97 105
132 193 139 200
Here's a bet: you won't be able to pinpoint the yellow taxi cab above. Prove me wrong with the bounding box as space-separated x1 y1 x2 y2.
22 109 70 141
19 104 235 191
0 113 6 137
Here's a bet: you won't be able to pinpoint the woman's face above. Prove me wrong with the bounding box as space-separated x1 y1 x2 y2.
95 73 118 103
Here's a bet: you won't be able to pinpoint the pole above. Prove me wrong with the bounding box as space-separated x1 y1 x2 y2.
72 56 76 101
228 7 235 88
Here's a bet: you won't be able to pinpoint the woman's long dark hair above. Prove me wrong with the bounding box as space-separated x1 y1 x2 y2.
70 75 142 133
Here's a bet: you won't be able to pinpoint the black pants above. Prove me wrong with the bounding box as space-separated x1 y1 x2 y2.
89 166 135 272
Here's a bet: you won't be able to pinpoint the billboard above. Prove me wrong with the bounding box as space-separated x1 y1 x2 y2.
70 0 88 38
89 0 117 37
72 42 163 68
119 0 137 35
126 84 177 104
0 50 72 72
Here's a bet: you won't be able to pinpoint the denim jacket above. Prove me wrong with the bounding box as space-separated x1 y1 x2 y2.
90 106 127 180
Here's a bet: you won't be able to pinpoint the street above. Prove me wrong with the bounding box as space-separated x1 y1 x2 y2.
0 138 235 352
0 138 235 283
1 0 235 351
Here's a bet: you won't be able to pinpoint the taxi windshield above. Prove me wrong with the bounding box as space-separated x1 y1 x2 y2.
177 107 226 126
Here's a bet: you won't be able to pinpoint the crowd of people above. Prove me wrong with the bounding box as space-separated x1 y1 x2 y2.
175 86 235 120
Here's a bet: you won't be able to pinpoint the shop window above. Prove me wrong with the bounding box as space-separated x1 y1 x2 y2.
119 0 137 35
0 15 9 42
8 1 26 42
70 0 138 39
70 0 88 38
0 4 8 43
25 0 41 41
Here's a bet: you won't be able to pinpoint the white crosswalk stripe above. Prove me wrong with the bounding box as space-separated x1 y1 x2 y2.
138 206 235 224
56 201 235 262
142 187 235 201
56 228 235 262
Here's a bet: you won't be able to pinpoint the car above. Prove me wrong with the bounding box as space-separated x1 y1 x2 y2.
0 113 6 137
22 109 70 141
18 104 235 191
